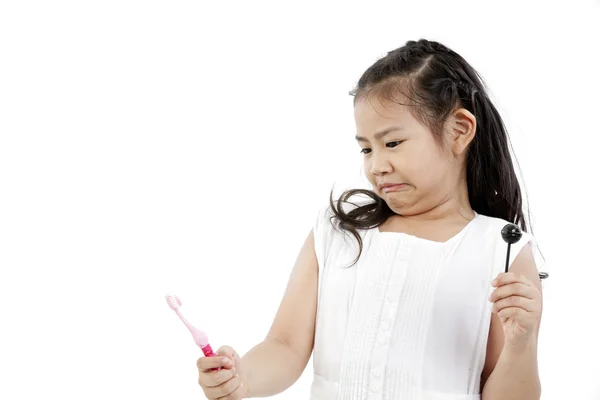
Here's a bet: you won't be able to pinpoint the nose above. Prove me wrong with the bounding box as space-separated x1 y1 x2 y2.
369 153 392 176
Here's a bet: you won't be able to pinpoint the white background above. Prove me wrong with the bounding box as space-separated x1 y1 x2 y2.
1 1 599 399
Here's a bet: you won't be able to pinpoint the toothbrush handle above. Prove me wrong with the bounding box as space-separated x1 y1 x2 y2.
201 344 221 371
201 343 216 357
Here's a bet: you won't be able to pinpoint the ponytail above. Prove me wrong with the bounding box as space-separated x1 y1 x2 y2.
461 83 527 231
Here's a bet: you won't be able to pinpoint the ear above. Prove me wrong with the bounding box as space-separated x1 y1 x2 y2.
446 108 476 155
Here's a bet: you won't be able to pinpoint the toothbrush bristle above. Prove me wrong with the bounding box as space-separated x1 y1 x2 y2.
165 293 182 310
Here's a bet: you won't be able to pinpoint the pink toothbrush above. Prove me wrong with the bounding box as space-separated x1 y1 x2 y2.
165 293 217 359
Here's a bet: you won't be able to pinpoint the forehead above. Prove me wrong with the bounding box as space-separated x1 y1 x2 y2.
354 97 420 135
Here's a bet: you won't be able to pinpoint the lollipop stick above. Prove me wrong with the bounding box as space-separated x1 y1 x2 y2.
504 243 511 273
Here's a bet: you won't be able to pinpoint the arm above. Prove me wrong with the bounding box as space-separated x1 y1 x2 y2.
481 243 543 400
241 230 318 398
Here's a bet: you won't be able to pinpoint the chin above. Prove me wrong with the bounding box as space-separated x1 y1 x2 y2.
384 197 409 212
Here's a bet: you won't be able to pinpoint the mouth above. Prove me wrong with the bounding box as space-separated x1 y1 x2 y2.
379 183 408 193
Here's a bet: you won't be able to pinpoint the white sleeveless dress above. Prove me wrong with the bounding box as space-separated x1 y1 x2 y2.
310 205 534 400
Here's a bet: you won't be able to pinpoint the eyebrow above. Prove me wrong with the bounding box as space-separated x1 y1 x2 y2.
355 126 404 143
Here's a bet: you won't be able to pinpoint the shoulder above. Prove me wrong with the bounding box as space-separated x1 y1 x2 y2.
475 214 541 292
470 213 538 273
313 203 338 235
473 213 536 250
312 203 342 268
312 199 374 267
474 213 531 237
313 197 374 232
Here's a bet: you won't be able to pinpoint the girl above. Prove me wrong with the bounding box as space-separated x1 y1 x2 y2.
196 39 543 400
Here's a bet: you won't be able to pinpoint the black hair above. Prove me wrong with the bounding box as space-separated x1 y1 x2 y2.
330 38 529 265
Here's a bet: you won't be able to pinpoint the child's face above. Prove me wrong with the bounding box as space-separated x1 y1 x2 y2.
354 97 465 216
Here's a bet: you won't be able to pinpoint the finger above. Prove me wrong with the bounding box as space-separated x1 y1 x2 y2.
216 346 237 365
217 382 245 400
492 296 537 314
519 273 536 287
205 374 241 399
497 306 529 319
492 272 530 288
489 282 538 303
197 356 233 372
198 366 236 388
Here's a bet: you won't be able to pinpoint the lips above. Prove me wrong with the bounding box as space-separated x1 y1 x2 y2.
378 183 407 193
378 182 405 190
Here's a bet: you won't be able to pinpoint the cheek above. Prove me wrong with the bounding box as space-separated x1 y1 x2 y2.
406 146 432 174
407 149 449 187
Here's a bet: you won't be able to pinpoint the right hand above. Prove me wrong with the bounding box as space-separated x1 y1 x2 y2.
197 346 247 400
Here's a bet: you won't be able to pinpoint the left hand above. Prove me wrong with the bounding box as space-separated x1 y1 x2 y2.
489 272 542 347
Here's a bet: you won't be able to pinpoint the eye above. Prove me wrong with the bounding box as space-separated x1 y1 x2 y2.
360 148 372 155
386 140 404 148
